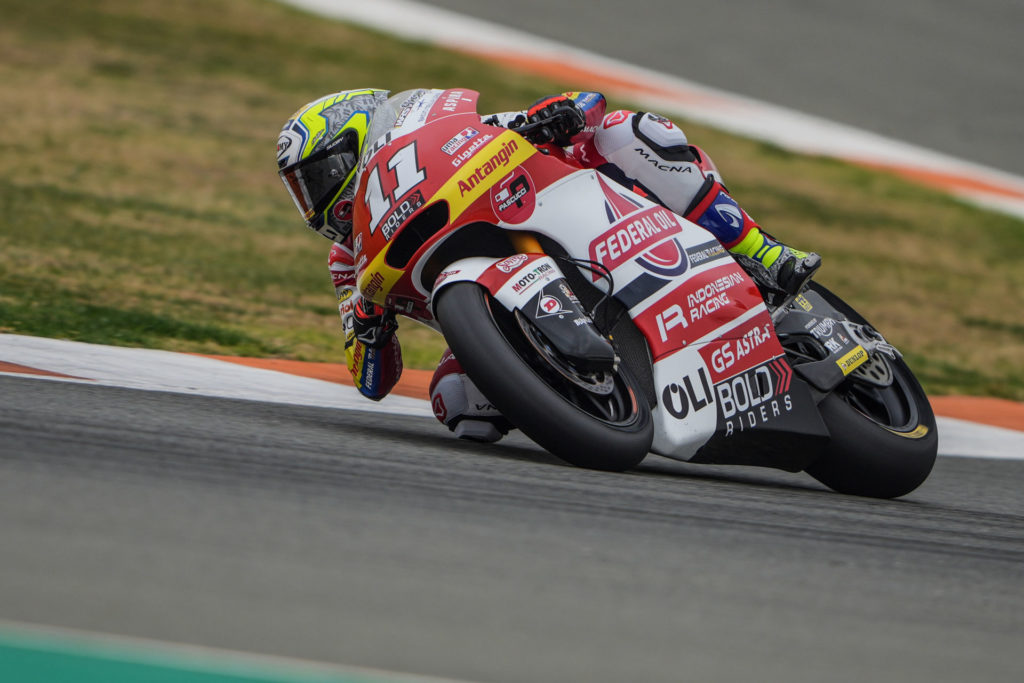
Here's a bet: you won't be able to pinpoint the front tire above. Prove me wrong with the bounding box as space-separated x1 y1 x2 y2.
435 282 653 471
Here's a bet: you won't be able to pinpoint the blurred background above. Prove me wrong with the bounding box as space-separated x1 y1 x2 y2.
2 0 1020 398
414 0 1024 176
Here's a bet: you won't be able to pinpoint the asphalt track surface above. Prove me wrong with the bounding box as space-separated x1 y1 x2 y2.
3 375 1023 681
414 0 1024 177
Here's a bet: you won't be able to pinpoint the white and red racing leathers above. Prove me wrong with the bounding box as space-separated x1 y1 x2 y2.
331 91 770 437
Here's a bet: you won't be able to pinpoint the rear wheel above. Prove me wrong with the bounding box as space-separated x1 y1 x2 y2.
793 284 938 498
435 282 652 471
807 359 938 498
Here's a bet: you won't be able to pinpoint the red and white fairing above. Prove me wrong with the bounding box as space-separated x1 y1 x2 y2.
354 88 792 462
469 167 786 460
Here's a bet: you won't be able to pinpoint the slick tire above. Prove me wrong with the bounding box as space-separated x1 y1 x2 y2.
435 282 653 471
807 385 938 499
803 283 938 499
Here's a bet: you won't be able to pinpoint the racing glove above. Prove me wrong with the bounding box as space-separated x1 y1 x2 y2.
521 95 586 147
351 298 398 349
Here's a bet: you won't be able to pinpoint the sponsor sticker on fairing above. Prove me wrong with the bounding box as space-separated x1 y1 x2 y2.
450 134 493 168
715 358 795 437
686 270 746 323
685 240 728 268
634 264 762 359
428 89 476 119
433 269 461 289
649 351 720 455
588 206 683 278
393 91 426 127
661 367 715 420
441 90 464 112
806 318 835 339
537 294 568 317
456 138 521 194
707 321 775 378
442 127 480 156
363 272 385 298
496 254 529 273
836 345 869 375
698 312 784 383
510 262 555 295
487 257 561 307
394 92 435 131
379 190 425 241
490 170 535 224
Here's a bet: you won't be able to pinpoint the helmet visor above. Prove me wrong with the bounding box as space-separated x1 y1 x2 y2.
279 128 360 229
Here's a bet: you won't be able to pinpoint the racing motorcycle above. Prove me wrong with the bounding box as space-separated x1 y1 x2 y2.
350 88 938 499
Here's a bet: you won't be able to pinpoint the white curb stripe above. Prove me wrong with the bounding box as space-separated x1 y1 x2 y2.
933 417 1024 461
277 0 1024 220
0 334 433 419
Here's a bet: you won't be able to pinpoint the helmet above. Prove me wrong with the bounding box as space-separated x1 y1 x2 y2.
277 89 390 242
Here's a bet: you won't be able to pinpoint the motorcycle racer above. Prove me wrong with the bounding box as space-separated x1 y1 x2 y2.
276 88 821 441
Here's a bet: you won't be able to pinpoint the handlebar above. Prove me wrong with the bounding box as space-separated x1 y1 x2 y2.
507 115 562 138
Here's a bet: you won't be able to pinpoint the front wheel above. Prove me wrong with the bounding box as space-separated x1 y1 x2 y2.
434 282 653 471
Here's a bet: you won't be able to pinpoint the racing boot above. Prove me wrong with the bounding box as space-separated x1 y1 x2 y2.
429 349 513 443
729 226 822 296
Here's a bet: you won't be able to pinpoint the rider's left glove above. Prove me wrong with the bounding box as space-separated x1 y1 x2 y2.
352 299 398 349
522 95 586 147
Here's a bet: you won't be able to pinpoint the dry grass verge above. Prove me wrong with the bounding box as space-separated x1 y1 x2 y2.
1 0 1021 399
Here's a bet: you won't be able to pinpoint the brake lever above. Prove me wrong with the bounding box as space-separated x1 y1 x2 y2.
508 115 561 137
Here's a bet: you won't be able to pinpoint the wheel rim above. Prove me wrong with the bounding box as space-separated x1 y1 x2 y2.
782 336 922 434
839 365 921 433
514 309 615 396
489 297 640 426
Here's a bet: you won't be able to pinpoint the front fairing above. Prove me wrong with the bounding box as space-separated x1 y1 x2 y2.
352 88 555 313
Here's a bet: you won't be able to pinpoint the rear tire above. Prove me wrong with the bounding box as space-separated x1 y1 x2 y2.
807 382 938 498
435 282 652 471
801 284 938 498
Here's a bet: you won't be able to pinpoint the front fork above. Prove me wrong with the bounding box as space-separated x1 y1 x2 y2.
432 230 618 375
506 231 618 374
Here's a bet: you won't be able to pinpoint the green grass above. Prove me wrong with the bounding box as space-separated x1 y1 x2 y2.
0 0 1021 400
